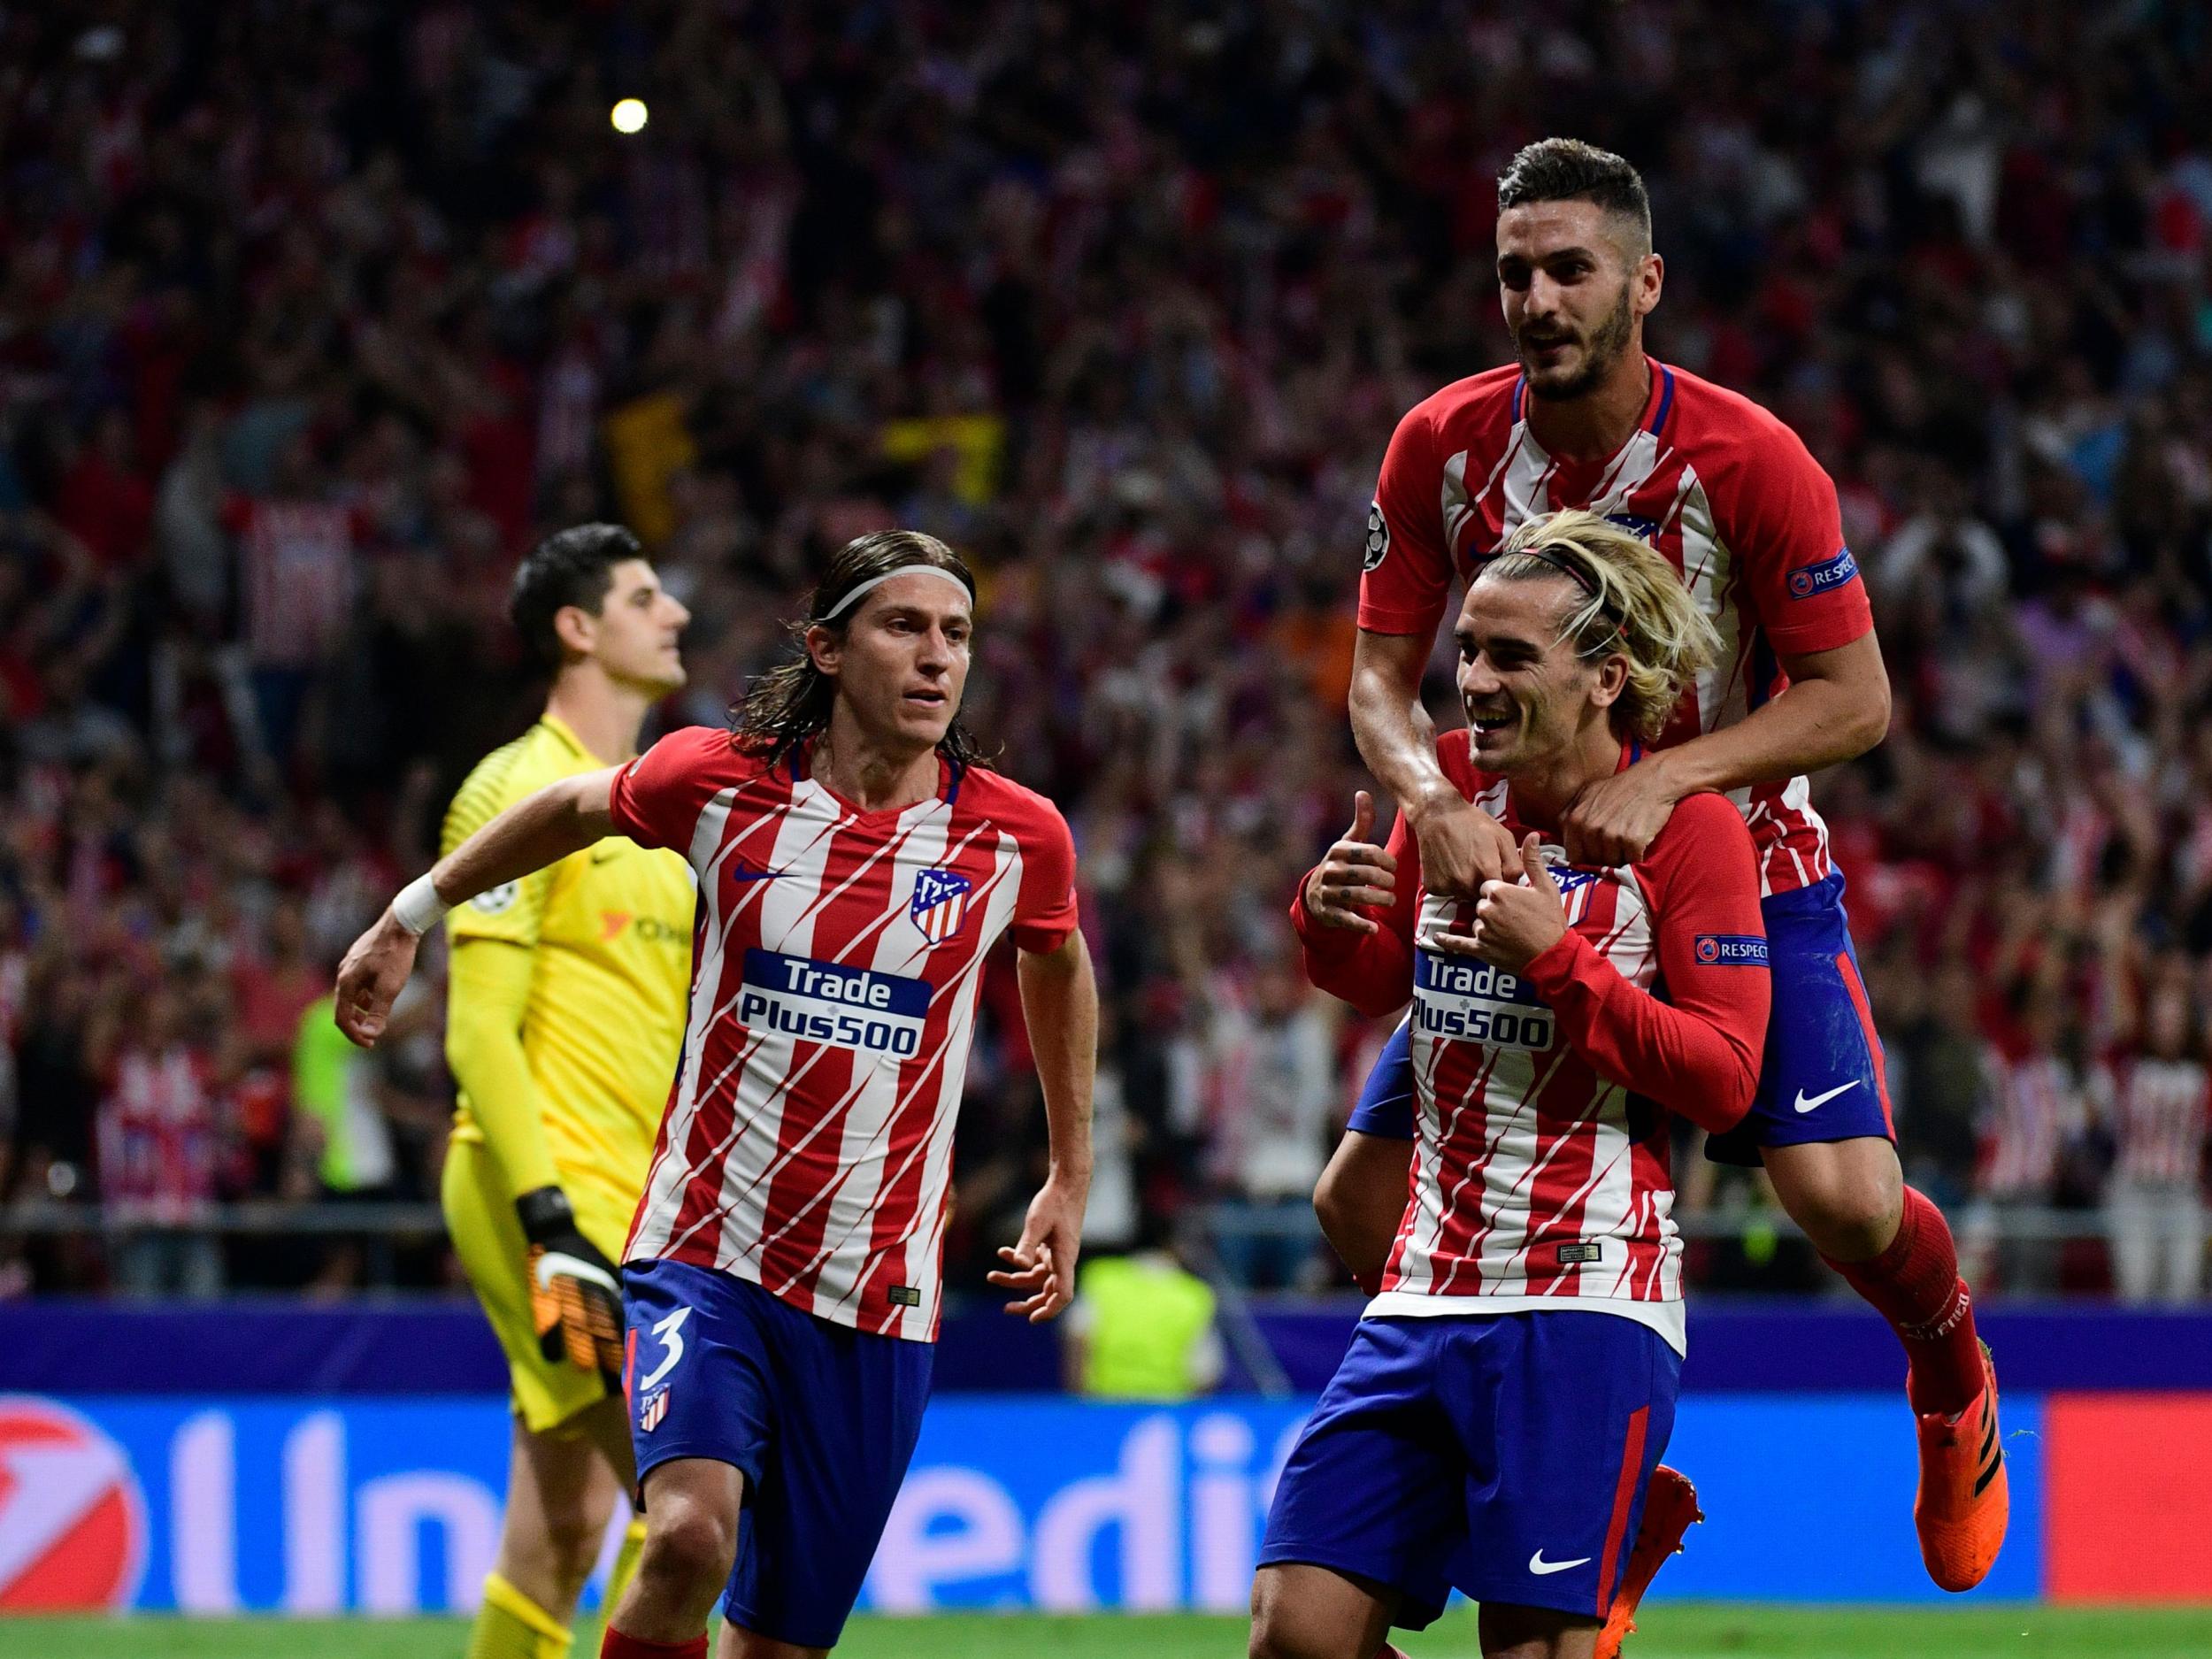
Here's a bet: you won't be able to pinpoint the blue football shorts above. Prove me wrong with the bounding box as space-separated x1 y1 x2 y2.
623 1258 933 1648
1260 1310 1680 1626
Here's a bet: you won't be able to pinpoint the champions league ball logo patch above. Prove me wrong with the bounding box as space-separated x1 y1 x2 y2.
0 1398 147 1609
1363 502 1390 570
910 868 973 942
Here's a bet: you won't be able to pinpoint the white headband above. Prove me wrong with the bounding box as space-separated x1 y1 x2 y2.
821 563 973 621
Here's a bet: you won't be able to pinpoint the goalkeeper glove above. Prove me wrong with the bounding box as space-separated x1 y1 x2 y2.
516 1186 626 1386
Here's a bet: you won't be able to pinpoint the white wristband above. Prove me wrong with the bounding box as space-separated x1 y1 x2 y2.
391 872 449 936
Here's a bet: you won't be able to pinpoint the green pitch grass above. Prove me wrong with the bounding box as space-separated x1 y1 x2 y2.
4 1606 2211 1658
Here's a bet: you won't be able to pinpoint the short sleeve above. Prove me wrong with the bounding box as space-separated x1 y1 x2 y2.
1007 805 1079 955
1718 422 1874 655
1356 400 1455 639
608 725 734 855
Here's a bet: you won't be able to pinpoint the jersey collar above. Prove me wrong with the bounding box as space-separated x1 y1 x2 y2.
792 734 958 818
539 712 593 763
1502 738 1639 836
1513 358 1676 467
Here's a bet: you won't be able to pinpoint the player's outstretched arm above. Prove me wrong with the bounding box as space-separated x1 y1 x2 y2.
334 767 621 1047
1563 625 1893 865
1349 629 1519 895
989 930 1097 1324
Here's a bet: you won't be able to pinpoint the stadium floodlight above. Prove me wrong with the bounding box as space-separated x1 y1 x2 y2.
611 98 649 134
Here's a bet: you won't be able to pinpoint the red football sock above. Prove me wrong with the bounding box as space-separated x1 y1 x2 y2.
1822 1186 1984 1417
601 1629 707 1659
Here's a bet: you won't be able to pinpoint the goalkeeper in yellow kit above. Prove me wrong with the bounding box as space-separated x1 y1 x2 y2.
441 524 694 1659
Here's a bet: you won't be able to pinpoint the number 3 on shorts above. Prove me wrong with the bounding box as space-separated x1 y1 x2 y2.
639 1305 692 1391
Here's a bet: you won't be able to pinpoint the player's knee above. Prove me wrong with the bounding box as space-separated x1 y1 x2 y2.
1247 1582 1325 1659
537 1504 609 1586
640 1493 738 1594
1770 1142 1904 1261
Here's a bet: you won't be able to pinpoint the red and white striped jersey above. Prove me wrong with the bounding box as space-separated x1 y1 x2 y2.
2108 1056 2211 1187
1360 361 1875 895
1291 733 1770 1355
1977 1050 2095 1199
607 726 1079 1341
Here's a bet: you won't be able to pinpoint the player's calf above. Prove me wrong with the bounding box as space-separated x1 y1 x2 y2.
610 1459 742 1646
1477 1601 1601 1659
1249 1563 1402 1659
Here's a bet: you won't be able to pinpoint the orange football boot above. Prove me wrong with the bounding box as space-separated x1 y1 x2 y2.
1912 1344 2008 1592
1594 1464 1702 1659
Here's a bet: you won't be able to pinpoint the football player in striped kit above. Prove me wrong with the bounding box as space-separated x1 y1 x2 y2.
1253 511 1767 1659
337 530 1096 1659
1335 137 2005 1596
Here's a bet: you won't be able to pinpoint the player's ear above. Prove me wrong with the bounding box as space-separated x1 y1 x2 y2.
552 603 598 660
803 623 842 677
1635 250 1663 318
1587 651 1629 710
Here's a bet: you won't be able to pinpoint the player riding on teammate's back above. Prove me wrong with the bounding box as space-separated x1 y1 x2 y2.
338 530 1098 1659
1331 136 2007 1598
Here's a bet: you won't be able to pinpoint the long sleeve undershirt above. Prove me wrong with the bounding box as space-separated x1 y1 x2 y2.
1291 791 1769 1135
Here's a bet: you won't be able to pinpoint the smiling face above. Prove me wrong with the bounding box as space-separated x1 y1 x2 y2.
809 572 972 754
569 558 690 695
1495 198 1660 402
1455 571 1625 775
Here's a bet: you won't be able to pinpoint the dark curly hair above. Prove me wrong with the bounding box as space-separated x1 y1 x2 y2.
1497 138 1653 259
732 529 993 769
508 522 643 668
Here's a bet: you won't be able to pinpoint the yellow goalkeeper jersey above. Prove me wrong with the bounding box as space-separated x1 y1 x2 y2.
441 714 694 1238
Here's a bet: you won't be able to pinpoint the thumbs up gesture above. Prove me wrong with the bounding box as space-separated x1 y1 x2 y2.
1302 791 1398 933
1430 833 1569 972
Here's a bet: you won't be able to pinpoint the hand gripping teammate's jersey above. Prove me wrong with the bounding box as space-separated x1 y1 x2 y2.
1359 360 1875 895
443 715 695 1236
1289 732 1770 1355
608 726 1079 1341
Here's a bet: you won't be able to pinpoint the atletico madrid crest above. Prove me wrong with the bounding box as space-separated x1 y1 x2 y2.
910 867 972 942
639 1387 670 1433
1552 864 1600 927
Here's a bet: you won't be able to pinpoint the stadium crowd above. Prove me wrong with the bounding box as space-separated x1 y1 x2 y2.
1 1 2208 1302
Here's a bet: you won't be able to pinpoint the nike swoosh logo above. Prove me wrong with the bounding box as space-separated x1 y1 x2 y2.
1793 1079 1863 1114
732 865 789 883
1528 1549 1592 1576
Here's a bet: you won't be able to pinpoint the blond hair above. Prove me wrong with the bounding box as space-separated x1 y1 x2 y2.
1478 509 1720 740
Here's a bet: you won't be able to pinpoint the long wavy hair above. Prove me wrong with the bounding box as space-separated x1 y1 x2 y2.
731 529 994 769
1479 509 1721 740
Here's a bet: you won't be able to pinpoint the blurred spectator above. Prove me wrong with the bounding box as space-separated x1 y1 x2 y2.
1202 954 1339 1290
1064 1209 1225 1402
292 989 398 1203
1885 957 1988 1209
2102 976 2210 1303
93 979 227 1295
1967 989 2100 1294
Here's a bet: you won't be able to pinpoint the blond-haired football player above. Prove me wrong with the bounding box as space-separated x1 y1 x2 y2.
440 523 693 1659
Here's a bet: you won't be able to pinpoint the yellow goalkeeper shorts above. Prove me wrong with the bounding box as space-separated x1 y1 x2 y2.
442 1135 636 1435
